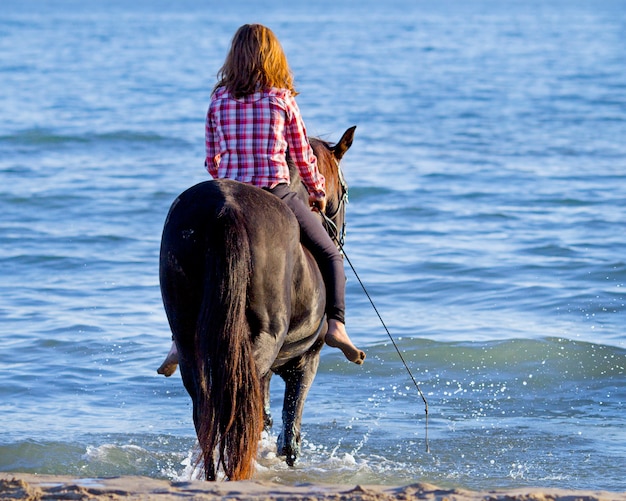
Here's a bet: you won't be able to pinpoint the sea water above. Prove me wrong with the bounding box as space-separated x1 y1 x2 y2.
1 0 624 492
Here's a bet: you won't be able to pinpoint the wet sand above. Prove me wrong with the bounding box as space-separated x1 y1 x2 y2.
1 473 625 501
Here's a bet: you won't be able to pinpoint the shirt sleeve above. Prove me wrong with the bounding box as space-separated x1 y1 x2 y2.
283 93 326 200
205 104 220 178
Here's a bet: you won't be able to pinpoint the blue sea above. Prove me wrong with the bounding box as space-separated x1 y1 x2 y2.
1 0 625 493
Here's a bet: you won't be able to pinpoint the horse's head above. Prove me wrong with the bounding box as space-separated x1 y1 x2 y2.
290 126 356 247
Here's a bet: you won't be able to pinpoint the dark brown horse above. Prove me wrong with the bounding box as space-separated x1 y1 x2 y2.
159 126 356 480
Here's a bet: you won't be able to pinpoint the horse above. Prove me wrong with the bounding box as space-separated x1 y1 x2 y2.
159 126 356 481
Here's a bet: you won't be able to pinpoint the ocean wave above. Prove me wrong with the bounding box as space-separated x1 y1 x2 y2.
320 337 626 386
0 128 190 148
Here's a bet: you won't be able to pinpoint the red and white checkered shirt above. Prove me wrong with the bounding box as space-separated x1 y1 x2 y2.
205 87 326 200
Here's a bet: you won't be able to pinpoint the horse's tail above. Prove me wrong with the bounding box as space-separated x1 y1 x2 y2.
193 203 262 481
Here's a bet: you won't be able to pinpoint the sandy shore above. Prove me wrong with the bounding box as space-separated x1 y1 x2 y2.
1 473 625 501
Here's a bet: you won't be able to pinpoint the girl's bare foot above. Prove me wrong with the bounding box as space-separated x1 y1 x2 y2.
324 319 365 364
157 342 179 377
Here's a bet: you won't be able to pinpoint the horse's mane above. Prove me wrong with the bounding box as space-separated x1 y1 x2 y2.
310 138 339 198
288 137 340 204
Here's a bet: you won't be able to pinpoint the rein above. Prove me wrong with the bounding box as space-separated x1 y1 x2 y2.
320 161 430 451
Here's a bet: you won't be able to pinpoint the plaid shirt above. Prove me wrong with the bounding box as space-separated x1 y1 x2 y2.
205 87 326 200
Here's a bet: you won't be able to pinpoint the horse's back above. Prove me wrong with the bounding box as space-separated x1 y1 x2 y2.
161 179 297 269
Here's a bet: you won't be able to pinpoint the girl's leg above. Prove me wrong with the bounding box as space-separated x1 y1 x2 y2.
269 185 365 364
157 340 179 376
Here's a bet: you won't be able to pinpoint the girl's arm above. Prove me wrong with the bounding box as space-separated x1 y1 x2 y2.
284 94 326 200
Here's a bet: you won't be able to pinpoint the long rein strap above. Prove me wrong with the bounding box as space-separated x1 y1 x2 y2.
320 211 429 417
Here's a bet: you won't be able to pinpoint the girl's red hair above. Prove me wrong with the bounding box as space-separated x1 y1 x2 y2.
214 24 297 98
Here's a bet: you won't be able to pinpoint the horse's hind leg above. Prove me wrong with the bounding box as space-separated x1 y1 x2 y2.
274 346 322 466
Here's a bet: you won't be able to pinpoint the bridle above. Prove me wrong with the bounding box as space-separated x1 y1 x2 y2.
320 157 348 249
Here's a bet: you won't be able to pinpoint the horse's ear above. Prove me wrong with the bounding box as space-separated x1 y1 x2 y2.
333 126 357 161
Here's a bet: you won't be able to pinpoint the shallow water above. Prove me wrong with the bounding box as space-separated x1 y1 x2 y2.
1 0 625 492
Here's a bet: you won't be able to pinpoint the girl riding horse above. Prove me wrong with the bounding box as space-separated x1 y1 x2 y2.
158 24 365 481
158 24 364 376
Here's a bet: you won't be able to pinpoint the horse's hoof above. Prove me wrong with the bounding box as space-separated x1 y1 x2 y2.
280 445 299 466
285 452 298 467
277 433 300 466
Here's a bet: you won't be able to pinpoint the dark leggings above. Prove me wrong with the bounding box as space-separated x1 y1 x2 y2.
266 184 346 324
